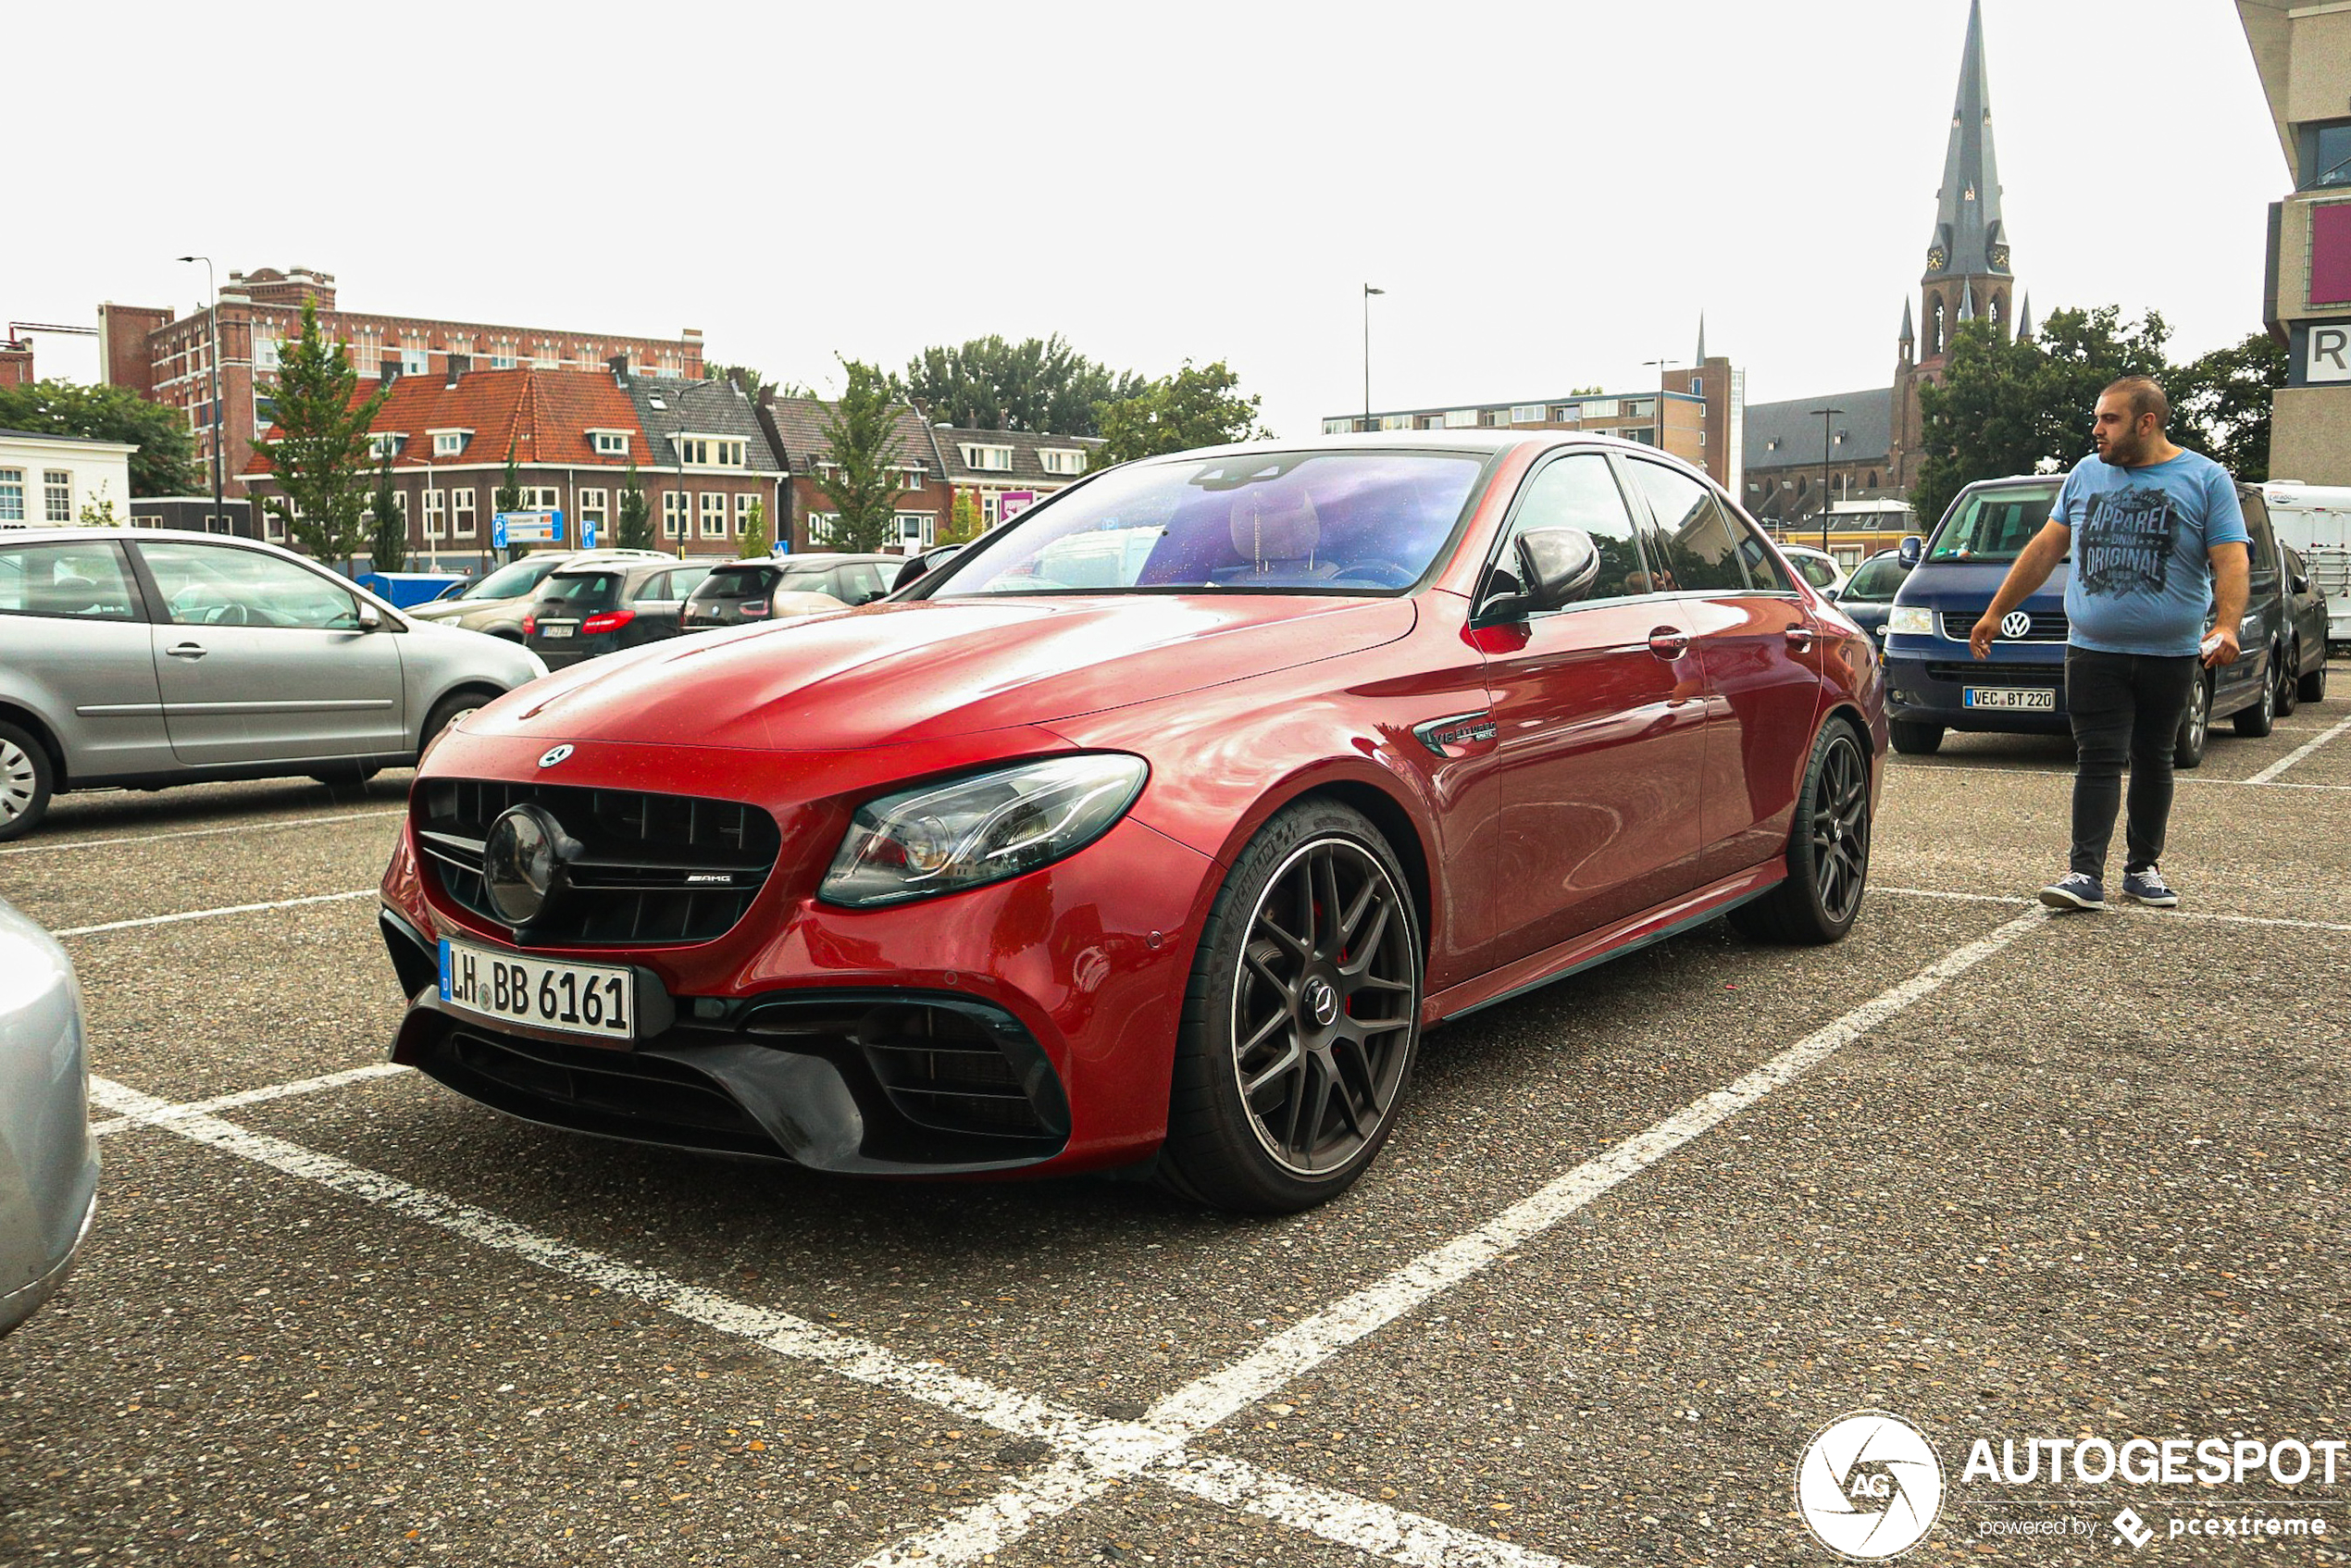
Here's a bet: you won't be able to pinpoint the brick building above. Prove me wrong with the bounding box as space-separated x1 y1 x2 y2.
240 361 784 568
0 334 31 388
758 396 959 554
101 266 704 526
933 425 1104 529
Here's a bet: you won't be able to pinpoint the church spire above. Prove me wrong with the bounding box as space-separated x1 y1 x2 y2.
2016 291 2033 339
1696 312 1708 365
1923 0 2010 280
1899 298 1915 344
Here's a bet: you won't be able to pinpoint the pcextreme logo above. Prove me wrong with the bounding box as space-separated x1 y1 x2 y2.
1796 1410 1946 1560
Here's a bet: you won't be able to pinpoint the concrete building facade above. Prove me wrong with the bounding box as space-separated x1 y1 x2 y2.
2243 0 2351 482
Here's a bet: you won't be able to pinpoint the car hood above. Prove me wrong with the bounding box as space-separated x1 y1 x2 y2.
408 595 516 623
480 594 1417 752
1893 561 2069 609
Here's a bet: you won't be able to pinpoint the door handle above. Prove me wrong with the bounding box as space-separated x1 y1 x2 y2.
1785 626 1816 651
166 642 208 659
1647 628 1690 660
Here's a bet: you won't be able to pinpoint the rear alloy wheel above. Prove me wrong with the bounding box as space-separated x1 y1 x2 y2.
2174 674 2211 767
1889 719 1944 755
0 721 55 843
2299 659 2328 704
2233 658 2275 738
1729 719 1872 945
1159 800 1423 1214
2277 641 2300 716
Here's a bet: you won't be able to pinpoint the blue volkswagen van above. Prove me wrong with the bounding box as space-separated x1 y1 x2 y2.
1880 474 2280 765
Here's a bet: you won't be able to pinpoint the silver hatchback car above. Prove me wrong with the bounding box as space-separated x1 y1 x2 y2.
0 529 547 840
0 896 96 1339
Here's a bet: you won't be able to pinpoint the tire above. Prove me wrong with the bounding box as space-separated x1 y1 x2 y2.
2233 658 2275 738
1157 799 1424 1214
1889 719 1944 755
2277 641 2300 717
0 721 56 843
309 764 385 789
1727 718 1872 946
2299 660 2327 704
420 690 491 755
2174 673 2211 768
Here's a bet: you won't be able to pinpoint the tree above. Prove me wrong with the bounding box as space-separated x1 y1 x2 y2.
2171 330 2287 481
0 379 200 498
902 334 1143 436
1093 360 1275 466
494 445 526 562
738 497 770 559
368 457 407 573
251 297 392 566
616 460 653 550
812 358 908 553
939 489 984 545
1910 306 2171 531
78 479 121 527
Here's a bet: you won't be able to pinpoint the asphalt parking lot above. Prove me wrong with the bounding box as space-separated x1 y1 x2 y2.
4 668 2347 1567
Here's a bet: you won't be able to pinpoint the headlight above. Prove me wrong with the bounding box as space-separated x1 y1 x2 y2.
820 754 1150 908
1887 605 1936 636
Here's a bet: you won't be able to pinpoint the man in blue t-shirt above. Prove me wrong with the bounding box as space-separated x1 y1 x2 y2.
1967 375 2249 912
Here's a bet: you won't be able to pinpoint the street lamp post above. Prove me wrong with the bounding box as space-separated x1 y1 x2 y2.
1362 284 1384 432
174 256 228 536
1810 406 1844 555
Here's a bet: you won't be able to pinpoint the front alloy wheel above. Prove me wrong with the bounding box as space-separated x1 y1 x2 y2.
1161 801 1422 1213
0 722 55 843
2174 675 2210 768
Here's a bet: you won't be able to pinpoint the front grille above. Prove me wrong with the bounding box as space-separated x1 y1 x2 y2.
417 778 782 947
1945 609 2068 641
1924 661 2065 685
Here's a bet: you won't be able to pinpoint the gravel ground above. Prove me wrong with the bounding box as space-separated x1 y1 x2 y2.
4 673 2346 1566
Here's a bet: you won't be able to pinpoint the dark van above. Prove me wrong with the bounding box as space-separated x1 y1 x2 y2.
1881 474 2289 765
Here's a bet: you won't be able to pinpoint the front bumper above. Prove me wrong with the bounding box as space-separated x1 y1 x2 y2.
0 1184 96 1339
379 730 1218 1178
1883 638 2072 733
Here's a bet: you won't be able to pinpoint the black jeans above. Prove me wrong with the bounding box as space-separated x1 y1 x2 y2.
2065 647 2199 879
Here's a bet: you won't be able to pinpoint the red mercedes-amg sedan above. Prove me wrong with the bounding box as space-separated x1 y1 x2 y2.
378 433 1884 1212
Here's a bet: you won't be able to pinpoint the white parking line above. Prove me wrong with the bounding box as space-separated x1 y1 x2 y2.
51 888 377 939
0 809 403 858
2245 713 2351 785
865 907 2050 1568
1895 762 2351 791
85 1077 1569 1568
1876 886 2351 933
89 1063 411 1138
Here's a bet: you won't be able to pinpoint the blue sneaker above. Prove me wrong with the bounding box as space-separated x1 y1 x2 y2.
2121 866 2179 908
2038 872 2106 912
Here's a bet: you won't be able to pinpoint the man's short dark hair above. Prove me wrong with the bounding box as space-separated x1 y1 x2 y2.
2103 375 2170 429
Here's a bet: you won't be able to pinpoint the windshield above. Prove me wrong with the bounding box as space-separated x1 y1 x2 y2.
929 451 1488 597
1928 483 2062 563
1841 555 1908 604
465 555 561 600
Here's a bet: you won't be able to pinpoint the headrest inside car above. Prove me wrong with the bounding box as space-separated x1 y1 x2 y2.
1230 486 1321 568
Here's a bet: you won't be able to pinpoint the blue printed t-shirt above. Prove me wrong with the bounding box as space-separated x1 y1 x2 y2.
2055 450 2248 657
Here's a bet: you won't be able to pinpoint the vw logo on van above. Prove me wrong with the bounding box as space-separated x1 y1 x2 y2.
1999 611 2032 641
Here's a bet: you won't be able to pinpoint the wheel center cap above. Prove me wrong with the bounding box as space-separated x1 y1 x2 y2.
1304 977 1339 1028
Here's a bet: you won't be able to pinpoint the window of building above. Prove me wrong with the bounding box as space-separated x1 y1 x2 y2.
452 489 478 538
264 508 286 541
397 348 428 376
807 511 841 545
1688 377 1703 397
677 435 747 467
0 470 19 524
1039 448 1087 476
1322 418 1351 435
431 430 469 457
2300 118 2351 191
899 465 927 491
578 489 609 526
368 432 404 460
424 490 447 538
253 395 279 438
1508 404 1546 425
1440 409 1477 429
1585 399 1620 418
591 430 629 456
254 337 281 371
700 492 727 537
1377 415 1413 431
896 512 935 549
44 471 72 523
522 487 560 512
734 493 757 531
490 355 517 370
960 443 1014 471
663 492 688 536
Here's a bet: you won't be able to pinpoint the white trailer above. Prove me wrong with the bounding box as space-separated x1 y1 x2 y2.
2261 483 2351 650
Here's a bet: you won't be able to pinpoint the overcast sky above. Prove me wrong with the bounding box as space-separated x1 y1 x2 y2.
11 0 2283 438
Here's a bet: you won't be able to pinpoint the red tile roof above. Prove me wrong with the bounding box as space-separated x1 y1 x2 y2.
242 367 646 477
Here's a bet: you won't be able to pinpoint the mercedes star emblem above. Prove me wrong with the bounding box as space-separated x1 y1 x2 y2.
538 744 575 768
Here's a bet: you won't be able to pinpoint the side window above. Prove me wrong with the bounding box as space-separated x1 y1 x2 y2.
1479 453 1650 614
629 570 673 603
1735 524 1799 593
1623 460 1750 593
2239 496 2280 587
840 564 889 604
0 541 144 621
135 541 362 630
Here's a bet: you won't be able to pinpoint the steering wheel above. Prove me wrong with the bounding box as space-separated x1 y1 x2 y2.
203 602 252 627
1327 561 1415 590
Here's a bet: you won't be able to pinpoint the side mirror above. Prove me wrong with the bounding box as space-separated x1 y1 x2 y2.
1517 527 1601 610
356 602 383 631
1897 535 1923 567
2293 572 2311 594
1822 584 1842 602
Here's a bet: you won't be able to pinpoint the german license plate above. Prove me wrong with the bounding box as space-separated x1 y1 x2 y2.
1963 687 2055 711
439 937 633 1041
542 624 576 640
